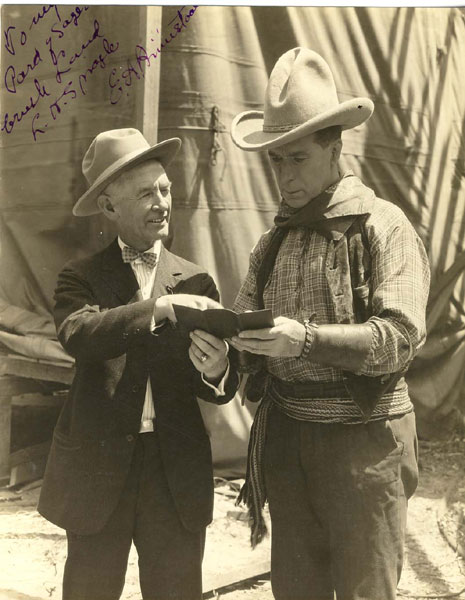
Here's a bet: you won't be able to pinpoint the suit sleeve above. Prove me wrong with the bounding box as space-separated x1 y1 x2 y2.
54 265 155 361
193 273 239 405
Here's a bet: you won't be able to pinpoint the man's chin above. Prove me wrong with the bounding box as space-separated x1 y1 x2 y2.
147 221 169 237
137 227 169 249
284 195 311 209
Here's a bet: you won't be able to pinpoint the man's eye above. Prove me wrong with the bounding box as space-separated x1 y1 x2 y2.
160 187 171 195
270 155 281 164
292 156 307 164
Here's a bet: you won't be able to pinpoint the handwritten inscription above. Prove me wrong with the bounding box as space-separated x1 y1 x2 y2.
2 5 198 141
109 6 198 105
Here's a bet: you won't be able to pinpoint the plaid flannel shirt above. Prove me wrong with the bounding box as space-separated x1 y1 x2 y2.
233 197 430 385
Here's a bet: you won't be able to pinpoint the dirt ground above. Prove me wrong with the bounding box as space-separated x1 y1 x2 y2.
1 437 464 600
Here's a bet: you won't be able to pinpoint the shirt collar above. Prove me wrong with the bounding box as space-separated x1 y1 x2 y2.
277 170 353 219
117 237 161 256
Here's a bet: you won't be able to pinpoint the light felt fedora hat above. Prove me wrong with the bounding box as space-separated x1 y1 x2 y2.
231 48 374 151
73 128 181 217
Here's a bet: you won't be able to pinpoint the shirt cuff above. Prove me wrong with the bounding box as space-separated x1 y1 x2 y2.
150 314 170 335
201 360 230 397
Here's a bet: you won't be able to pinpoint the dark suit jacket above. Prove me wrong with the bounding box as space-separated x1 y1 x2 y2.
38 240 238 535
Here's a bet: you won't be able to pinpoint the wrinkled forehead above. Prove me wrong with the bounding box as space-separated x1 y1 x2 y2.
268 133 319 157
105 159 169 196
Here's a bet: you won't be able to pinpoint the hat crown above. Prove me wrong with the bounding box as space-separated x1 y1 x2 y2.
264 48 340 132
83 128 151 186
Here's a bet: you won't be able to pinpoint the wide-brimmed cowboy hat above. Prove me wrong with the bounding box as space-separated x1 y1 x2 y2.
73 128 181 217
231 48 374 151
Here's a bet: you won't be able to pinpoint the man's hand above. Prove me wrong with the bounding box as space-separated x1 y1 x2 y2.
189 329 229 382
154 294 223 322
229 316 306 358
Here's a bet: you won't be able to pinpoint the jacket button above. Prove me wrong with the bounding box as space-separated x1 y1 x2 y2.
132 385 139 393
100 440 106 447
122 332 129 339
126 434 134 442
135 328 140 334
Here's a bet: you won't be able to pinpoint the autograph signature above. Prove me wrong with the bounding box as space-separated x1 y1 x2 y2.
109 6 198 106
1 5 198 142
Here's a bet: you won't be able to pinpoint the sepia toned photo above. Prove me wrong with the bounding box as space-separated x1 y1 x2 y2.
1 4 464 599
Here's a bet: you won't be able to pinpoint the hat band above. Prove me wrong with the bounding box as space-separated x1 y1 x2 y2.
85 147 150 187
263 122 301 133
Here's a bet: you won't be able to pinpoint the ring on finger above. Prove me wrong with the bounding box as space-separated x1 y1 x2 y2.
200 353 208 363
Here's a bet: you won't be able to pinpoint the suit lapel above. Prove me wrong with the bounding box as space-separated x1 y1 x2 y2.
151 246 184 298
100 240 185 305
100 239 142 305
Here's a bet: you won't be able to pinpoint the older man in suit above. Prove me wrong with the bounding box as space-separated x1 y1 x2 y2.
38 128 239 600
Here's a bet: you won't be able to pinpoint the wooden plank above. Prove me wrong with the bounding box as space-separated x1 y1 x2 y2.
202 559 270 595
0 377 14 482
0 398 11 483
135 5 162 144
9 441 51 486
0 375 46 397
9 459 48 487
10 441 51 468
11 392 66 408
0 355 74 385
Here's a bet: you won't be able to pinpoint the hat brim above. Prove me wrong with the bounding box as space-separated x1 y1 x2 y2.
73 137 182 217
231 98 374 151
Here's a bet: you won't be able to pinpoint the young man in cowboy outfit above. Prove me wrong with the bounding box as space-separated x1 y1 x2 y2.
38 128 239 600
229 48 430 600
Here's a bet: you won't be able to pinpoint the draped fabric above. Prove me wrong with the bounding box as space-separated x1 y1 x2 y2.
1 7 464 463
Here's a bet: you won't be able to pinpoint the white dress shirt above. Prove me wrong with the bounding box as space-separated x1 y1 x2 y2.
117 237 228 433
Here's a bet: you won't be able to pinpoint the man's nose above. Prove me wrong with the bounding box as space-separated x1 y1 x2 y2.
279 160 295 184
150 190 167 207
150 199 165 210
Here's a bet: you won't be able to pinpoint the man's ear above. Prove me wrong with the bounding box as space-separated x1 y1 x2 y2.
331 139 343 164
97 194 118 221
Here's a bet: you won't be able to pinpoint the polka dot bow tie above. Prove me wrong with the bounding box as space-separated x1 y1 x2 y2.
122 246 158 269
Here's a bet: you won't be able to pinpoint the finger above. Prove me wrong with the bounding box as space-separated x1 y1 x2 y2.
190 341 209 361
189 346 204 370
230 344 269 356
190 333 215 355
230 338 275 353
190 334 228 359
231 335 273 348
192 329 227 351
202 297 224 310
228 338 241 351
237 327 278 340
190 343 211 366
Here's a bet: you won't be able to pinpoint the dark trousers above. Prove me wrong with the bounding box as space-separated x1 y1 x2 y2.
63 431 205 600
264 408 418 600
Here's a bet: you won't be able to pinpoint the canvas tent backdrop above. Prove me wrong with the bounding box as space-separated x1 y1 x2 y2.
1 6 464 474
